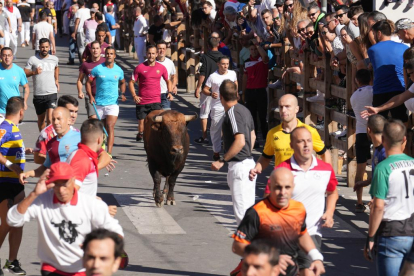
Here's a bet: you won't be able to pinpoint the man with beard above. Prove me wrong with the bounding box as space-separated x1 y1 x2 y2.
128 45 170 142
0 97 27 275
87 47 126 156
25 38 59 131
77 40 105 118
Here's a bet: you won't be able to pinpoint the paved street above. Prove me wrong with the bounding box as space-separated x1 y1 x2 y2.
0 37 376 276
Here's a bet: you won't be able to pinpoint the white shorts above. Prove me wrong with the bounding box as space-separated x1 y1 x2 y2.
96 104 119 119
199 93 212 119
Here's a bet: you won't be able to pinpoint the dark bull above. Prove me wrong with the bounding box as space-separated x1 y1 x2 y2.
144 110 197 207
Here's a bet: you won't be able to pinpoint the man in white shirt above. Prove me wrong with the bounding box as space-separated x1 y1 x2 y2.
132 6 147 64
7 162 124 275
156 40 177 110
202 56 238 161
72 0 90 61
277 127 338 275
4 0 22 56
32 10 55 54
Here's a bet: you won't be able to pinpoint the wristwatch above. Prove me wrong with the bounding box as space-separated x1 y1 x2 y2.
219 157 226 163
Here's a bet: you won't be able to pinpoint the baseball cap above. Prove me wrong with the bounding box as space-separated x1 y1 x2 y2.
274 0 284 6
46 162 74 184
395 18 413 32
90 8 98 13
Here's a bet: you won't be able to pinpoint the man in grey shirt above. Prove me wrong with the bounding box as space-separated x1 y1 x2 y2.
24 37 59 131
211 79 256 225
335 5 360 38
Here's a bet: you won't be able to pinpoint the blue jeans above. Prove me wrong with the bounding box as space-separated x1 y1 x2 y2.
376 236 414 276
161 93 171 110
68 36 77 62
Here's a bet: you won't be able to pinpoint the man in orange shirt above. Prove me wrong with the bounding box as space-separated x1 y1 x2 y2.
232 168 325 276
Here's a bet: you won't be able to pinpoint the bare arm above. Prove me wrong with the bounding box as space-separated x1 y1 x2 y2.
54 66 59 91
77 71 85 98
119 79 126 94
250 130 256 151
374 90 413 113
368 197 384 238
22 83 30 110
49 31 56 54
202 85 212 96
232 240 248 257
322 188 338 228
33 153 46 164
128 79 136 97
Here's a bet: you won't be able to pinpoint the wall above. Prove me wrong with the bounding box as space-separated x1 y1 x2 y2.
374 0 413 22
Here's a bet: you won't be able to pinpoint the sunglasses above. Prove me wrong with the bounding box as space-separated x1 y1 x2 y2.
285 3 293 8
308 12 317 17
335 12 346 19
298 27 306 33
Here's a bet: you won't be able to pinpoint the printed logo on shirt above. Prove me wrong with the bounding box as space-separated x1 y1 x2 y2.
114 75 118 80
156 70 160 74
269 224 282 232
65 145 70 154
274 136 279 141
15 150 23 160
0 129 6 140
51 219 81 244
13 76 17 80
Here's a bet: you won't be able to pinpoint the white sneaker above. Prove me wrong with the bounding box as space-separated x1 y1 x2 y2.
330 130 342 136
268 80 283 89
335 128 347 139
306 90 325 103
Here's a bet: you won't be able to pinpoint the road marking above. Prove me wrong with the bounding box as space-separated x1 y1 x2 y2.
193 193 237 234
113 193 186 235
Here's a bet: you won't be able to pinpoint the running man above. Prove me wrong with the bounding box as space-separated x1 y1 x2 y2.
82 27 109 63
249 94 331 197
86 46 126 155
77 40 105 118
7 162 124 276
128 45 170 142
232 168 325 276
32 95 79 165
203 56 237 161
156 40 177 110
24 38 59 131
0 47 30 123
20 107 81 183
0 97 26 275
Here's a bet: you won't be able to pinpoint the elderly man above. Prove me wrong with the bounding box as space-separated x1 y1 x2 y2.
7 162 124 275
395 18 414 46
307 2 325 41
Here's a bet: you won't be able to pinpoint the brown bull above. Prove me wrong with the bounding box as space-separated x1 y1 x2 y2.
144 110 197 207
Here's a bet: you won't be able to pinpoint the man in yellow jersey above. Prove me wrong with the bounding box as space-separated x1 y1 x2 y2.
0 97 26 275
249 94 331 197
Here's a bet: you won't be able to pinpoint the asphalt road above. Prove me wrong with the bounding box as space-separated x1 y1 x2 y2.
0 37 376 276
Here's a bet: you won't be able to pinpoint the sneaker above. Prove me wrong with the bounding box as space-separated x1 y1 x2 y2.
268 79 283 89
335 128 347 139
355 203 367 213
306 90 325 102
194 137 209 144
136 132 144 142
330 129 342 136
3 259 26 275
212 153 220 161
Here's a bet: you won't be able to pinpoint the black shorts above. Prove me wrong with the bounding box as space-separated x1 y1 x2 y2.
297 235 322 270
373 91 408 122
136 103 162 120
355 133 372 164
0 182 24 204
33 94 57 115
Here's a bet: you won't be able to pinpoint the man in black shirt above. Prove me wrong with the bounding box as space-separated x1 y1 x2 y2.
148 15 183 45
17 0 32 47
95 12 111 44
211 79 256 225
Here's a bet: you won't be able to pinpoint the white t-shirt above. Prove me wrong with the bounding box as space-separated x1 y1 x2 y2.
4 7 21 31
258 0 275 14
75 7 90 32
157 57 176 94
7 189 124 273
209 9 216 22
404 83 414 112
350 85 373 134
33 21 53 50
288 155 338 237
133 14 148 37
205 70 237 110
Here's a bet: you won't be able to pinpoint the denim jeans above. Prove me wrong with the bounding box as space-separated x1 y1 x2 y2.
68 27 77 62
376 236 414 276
161 93 171 110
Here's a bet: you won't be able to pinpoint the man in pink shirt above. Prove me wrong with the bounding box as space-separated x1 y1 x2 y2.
128 45 171 141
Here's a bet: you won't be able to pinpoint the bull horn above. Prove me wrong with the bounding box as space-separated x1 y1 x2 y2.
184 113 198 122
153 116 163 123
